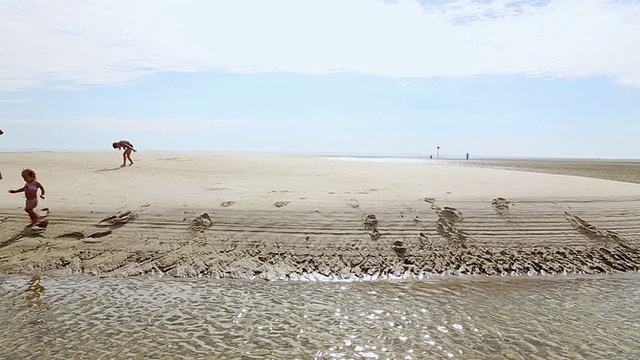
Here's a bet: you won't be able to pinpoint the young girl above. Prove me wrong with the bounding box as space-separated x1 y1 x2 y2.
112 140 137 167
8 169 46 225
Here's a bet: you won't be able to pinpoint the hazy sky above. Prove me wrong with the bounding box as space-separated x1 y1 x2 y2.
1 0 639 158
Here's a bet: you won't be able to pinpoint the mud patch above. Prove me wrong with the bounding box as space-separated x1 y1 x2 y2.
220 201 236 208
274 201 289 208
564 212 626 245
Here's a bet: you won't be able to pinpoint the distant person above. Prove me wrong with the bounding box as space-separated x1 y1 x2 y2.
8 168 46 225
0 128 3 179
466 153 469 160
112 140 137 167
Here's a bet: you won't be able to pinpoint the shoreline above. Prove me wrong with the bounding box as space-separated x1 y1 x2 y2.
1 152 639 279
2 148 639 160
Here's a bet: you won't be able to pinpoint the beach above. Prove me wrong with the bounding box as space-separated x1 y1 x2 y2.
1 152 640 279
3 152 640 358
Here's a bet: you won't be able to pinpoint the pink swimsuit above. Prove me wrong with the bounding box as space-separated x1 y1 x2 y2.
25 198 38 210
24 181 39 210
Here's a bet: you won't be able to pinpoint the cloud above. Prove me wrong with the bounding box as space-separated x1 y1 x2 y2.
1 0 639 90
0 99 34 103
0 117 257 133
397 81 417 88
0 118 52 125
74 117 258 133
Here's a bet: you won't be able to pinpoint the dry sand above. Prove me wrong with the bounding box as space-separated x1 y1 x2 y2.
1 152 640 279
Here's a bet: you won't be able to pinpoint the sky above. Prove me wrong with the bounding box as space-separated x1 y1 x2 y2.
1 0 640 158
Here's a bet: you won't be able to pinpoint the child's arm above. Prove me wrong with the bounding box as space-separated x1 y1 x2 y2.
8 187 25 194
121 141 136 152
37 182 46 199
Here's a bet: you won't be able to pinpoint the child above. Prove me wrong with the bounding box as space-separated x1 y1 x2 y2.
8 169 46 225
112 140 137 167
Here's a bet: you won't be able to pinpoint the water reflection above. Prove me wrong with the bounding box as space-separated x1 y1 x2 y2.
26 275 46 304
1 275 639 359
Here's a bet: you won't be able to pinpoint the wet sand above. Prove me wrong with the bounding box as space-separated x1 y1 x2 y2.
1 152 640 279
3 274 640 358
451 158 640 184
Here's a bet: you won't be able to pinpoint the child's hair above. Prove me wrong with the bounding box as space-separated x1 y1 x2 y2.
112 142 119 149
22 168 36 179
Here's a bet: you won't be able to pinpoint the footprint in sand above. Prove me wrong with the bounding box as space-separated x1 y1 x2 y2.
88 230 112 238
564 211 626 244
57 231 86 239
25 227 46 236
346 199 360 209
363 213 381 241
438 207 464 223
220 201 236 208
189 213 212 235
98 211 137 227
423 197 436 204
363 214 378 230
393 240 407 258
274 201 289 208
433 206 467 243
32 219 49 228
492 197 512 218
59 230 113 240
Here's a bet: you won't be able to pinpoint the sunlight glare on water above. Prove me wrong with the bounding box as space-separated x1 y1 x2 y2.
1 274 640 359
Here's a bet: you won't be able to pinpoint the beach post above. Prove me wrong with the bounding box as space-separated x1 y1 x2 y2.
437 146 440 158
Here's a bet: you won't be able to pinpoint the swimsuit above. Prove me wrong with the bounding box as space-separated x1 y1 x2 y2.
25 198 38 210
24 181 38 192
23 181 39 210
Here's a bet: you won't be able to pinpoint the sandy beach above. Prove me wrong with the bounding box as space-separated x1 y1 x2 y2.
1 152 639 279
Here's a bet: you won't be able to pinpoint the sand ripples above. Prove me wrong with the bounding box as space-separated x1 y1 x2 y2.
1 196 640 279
1 275 640 358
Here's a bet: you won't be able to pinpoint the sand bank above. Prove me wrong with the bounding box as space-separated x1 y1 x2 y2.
1 152 639 279
451 158 640 184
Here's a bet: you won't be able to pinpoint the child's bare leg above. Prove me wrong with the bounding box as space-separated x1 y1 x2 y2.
121 153 127 167
25 208 39 224
127 153 134 165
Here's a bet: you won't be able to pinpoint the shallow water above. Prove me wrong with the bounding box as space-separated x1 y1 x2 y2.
451 158 640 184
330 156 640 184
1 275 640 359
